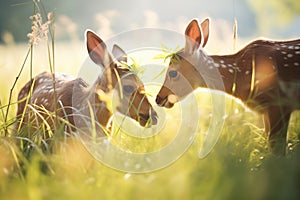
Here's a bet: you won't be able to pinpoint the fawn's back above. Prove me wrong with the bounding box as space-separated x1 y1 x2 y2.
17 71 111 130
228 39 300 110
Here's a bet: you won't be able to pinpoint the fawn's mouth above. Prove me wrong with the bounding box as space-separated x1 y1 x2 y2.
116 106 158 127
155 95 174 108
139 111 158 127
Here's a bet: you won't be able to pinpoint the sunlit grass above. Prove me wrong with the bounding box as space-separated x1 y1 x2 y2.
1 41 300 199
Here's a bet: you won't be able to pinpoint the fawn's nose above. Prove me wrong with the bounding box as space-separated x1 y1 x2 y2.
156 95 165 106
151 109 158 125
156 95 174 108
138 108 158 127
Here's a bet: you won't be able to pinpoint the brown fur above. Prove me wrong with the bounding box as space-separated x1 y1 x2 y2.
156 18 300 155
17 31 157 136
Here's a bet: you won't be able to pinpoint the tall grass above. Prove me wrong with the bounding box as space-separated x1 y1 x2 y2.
0 1 300 200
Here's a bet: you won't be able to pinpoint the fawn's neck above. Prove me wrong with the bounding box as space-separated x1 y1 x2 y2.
72 76 112 127
194 51 253 102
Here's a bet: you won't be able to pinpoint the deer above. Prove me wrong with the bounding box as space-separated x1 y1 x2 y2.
16 30 157 137
156 18 300 156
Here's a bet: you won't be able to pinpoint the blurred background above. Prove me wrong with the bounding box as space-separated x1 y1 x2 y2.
1 0 300 45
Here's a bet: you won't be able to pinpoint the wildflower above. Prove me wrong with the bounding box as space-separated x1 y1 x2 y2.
27 12 53 45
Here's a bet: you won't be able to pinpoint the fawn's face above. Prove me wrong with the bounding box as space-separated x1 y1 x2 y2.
87 31 157 126
156 18 210 108
110 65 157 126
156 51 204 108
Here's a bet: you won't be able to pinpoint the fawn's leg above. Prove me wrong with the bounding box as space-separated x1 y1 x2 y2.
263 106 291 156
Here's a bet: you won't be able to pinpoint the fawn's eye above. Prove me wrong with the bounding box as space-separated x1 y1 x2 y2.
123 85 135 94
169 70 178 78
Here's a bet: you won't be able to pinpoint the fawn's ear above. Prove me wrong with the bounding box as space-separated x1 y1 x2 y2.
112 44 127 63
86 30 113 68
200 18 210 47
184 19 201 54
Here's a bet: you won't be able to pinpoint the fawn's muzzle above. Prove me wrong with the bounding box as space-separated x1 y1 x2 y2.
156 95 174 108
139 109 158 127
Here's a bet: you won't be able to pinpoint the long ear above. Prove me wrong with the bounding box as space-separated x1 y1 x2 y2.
86 30 113 68
200 18 210 47
112 44 127 63
184 19 201 54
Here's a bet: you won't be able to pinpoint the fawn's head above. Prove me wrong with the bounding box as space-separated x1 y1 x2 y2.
156 19 210 108
86 31 157 127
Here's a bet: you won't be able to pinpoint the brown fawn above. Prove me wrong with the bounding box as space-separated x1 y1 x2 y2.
156 18 300 156
17 30 157 136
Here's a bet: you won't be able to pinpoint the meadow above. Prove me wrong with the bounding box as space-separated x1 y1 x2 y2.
0 39 300 200
1 7 300 200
